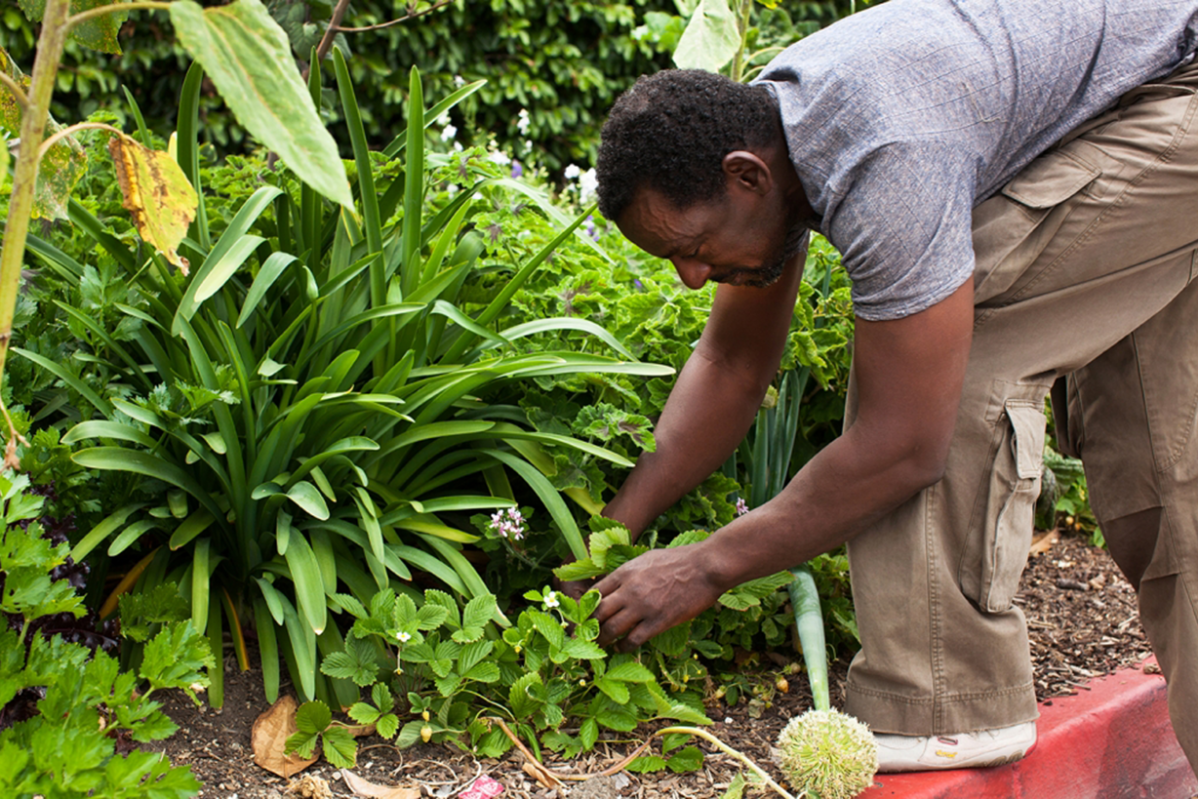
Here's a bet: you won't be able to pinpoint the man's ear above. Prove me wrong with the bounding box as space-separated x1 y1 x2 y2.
722 150 772 197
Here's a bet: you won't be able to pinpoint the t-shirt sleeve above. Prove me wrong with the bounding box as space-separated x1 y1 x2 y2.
822 140 976 322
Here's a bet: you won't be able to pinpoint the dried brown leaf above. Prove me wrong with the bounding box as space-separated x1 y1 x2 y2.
345 721 377 738
252 695 318 778
1029 529 1059 556
340 770 420 799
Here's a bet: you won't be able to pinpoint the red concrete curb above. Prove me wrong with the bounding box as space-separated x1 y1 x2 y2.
858 657 1197 799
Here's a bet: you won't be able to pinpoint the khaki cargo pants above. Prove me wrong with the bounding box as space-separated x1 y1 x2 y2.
842 58 1198 770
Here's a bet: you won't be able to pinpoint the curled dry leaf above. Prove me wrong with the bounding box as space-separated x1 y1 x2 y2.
107 132 198 274
1029 529 1059 556
252 695 318 778
340 770 420 799
285 773 333 799
345 721 377 738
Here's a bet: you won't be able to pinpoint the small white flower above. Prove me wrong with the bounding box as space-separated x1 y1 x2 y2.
725 717 734 724
441 123 457 141
396 631 412 643
579 168 599 202
453 142 463 152
488 150 512 166
543 591 560 609
436 113 451 127
563 163 581 180
517 108 531 136
454 75 466 87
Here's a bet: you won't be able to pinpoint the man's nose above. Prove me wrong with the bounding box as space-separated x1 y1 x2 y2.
672 257 711 289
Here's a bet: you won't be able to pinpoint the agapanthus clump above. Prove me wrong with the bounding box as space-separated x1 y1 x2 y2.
775 708 878 799
488 507 526 540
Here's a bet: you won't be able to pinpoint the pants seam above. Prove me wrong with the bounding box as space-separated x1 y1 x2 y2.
926 483 946 730
1142 324 1198 472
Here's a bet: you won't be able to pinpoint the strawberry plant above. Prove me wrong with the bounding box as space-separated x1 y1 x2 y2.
288 584 711 769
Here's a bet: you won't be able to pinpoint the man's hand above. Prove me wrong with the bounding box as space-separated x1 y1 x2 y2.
592 542 725 651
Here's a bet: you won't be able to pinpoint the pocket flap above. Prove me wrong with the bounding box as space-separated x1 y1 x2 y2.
1002 150 1101 209
1005 402 1047 480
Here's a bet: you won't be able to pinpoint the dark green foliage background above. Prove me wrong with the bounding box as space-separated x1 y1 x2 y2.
3 0 862 169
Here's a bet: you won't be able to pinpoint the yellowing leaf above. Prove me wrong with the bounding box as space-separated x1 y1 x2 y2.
170 0 353 208
107 132 198 273
35 121 88 221
17 0 129 55
0 49 88 221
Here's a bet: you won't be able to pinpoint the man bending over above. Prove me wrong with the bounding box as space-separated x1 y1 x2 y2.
590 0 1198 774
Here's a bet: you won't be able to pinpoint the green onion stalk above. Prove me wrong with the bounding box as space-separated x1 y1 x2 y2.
731 365 878 798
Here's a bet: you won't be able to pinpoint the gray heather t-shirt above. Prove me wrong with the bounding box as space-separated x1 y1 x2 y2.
754 0 1198 321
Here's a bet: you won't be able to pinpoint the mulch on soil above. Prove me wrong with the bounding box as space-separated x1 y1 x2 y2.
149 532 1155 799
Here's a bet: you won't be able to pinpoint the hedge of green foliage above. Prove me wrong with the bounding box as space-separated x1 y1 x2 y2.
3 0 860 169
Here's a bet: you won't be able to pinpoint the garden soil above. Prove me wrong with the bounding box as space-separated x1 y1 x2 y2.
147 532 1153 799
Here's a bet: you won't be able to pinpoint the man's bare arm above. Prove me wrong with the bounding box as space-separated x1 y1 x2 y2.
600 257 805 537
594 279 975 649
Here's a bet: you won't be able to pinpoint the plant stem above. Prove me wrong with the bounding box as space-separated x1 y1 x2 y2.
657 726 798 799
301 0 352 83
731 0 753 83
333 0 460 32
37 121 124 161
0 0 71 452
0 72 29 111
65 1 170 30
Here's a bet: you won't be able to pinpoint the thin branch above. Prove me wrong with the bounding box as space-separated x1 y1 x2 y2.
0 395 29 472
488 718 566 789
66 0 170 31
333 0 459 33
314 0 353 64
0 72 29 112
37 121 123 161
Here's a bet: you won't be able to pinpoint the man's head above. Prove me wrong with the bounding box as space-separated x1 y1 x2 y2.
596 69 780 222
597 70 810 290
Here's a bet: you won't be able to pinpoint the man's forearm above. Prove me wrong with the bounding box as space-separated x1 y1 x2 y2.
697 416 944 590
602 347 769 537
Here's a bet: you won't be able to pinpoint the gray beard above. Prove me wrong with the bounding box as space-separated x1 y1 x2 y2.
711 224 809 289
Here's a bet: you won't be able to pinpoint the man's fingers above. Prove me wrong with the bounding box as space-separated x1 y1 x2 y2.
596 606 641 647
615 615 670 653
592 570 621 599
555 577 593 601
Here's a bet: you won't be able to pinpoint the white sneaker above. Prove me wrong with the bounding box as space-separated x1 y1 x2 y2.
874 721 1037 772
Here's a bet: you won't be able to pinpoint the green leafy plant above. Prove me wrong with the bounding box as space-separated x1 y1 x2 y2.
15 22 668 710
286 584 712 769
0 471 212 798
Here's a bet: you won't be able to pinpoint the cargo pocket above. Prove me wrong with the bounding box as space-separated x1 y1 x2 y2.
973 146 1103 305
960 401 1046 613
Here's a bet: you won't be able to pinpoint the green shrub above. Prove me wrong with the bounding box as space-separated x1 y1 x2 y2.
0 472 211 798
19 58 668 710
3 1 862 169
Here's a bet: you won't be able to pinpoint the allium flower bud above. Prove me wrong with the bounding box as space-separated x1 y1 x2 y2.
775 709 878 799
